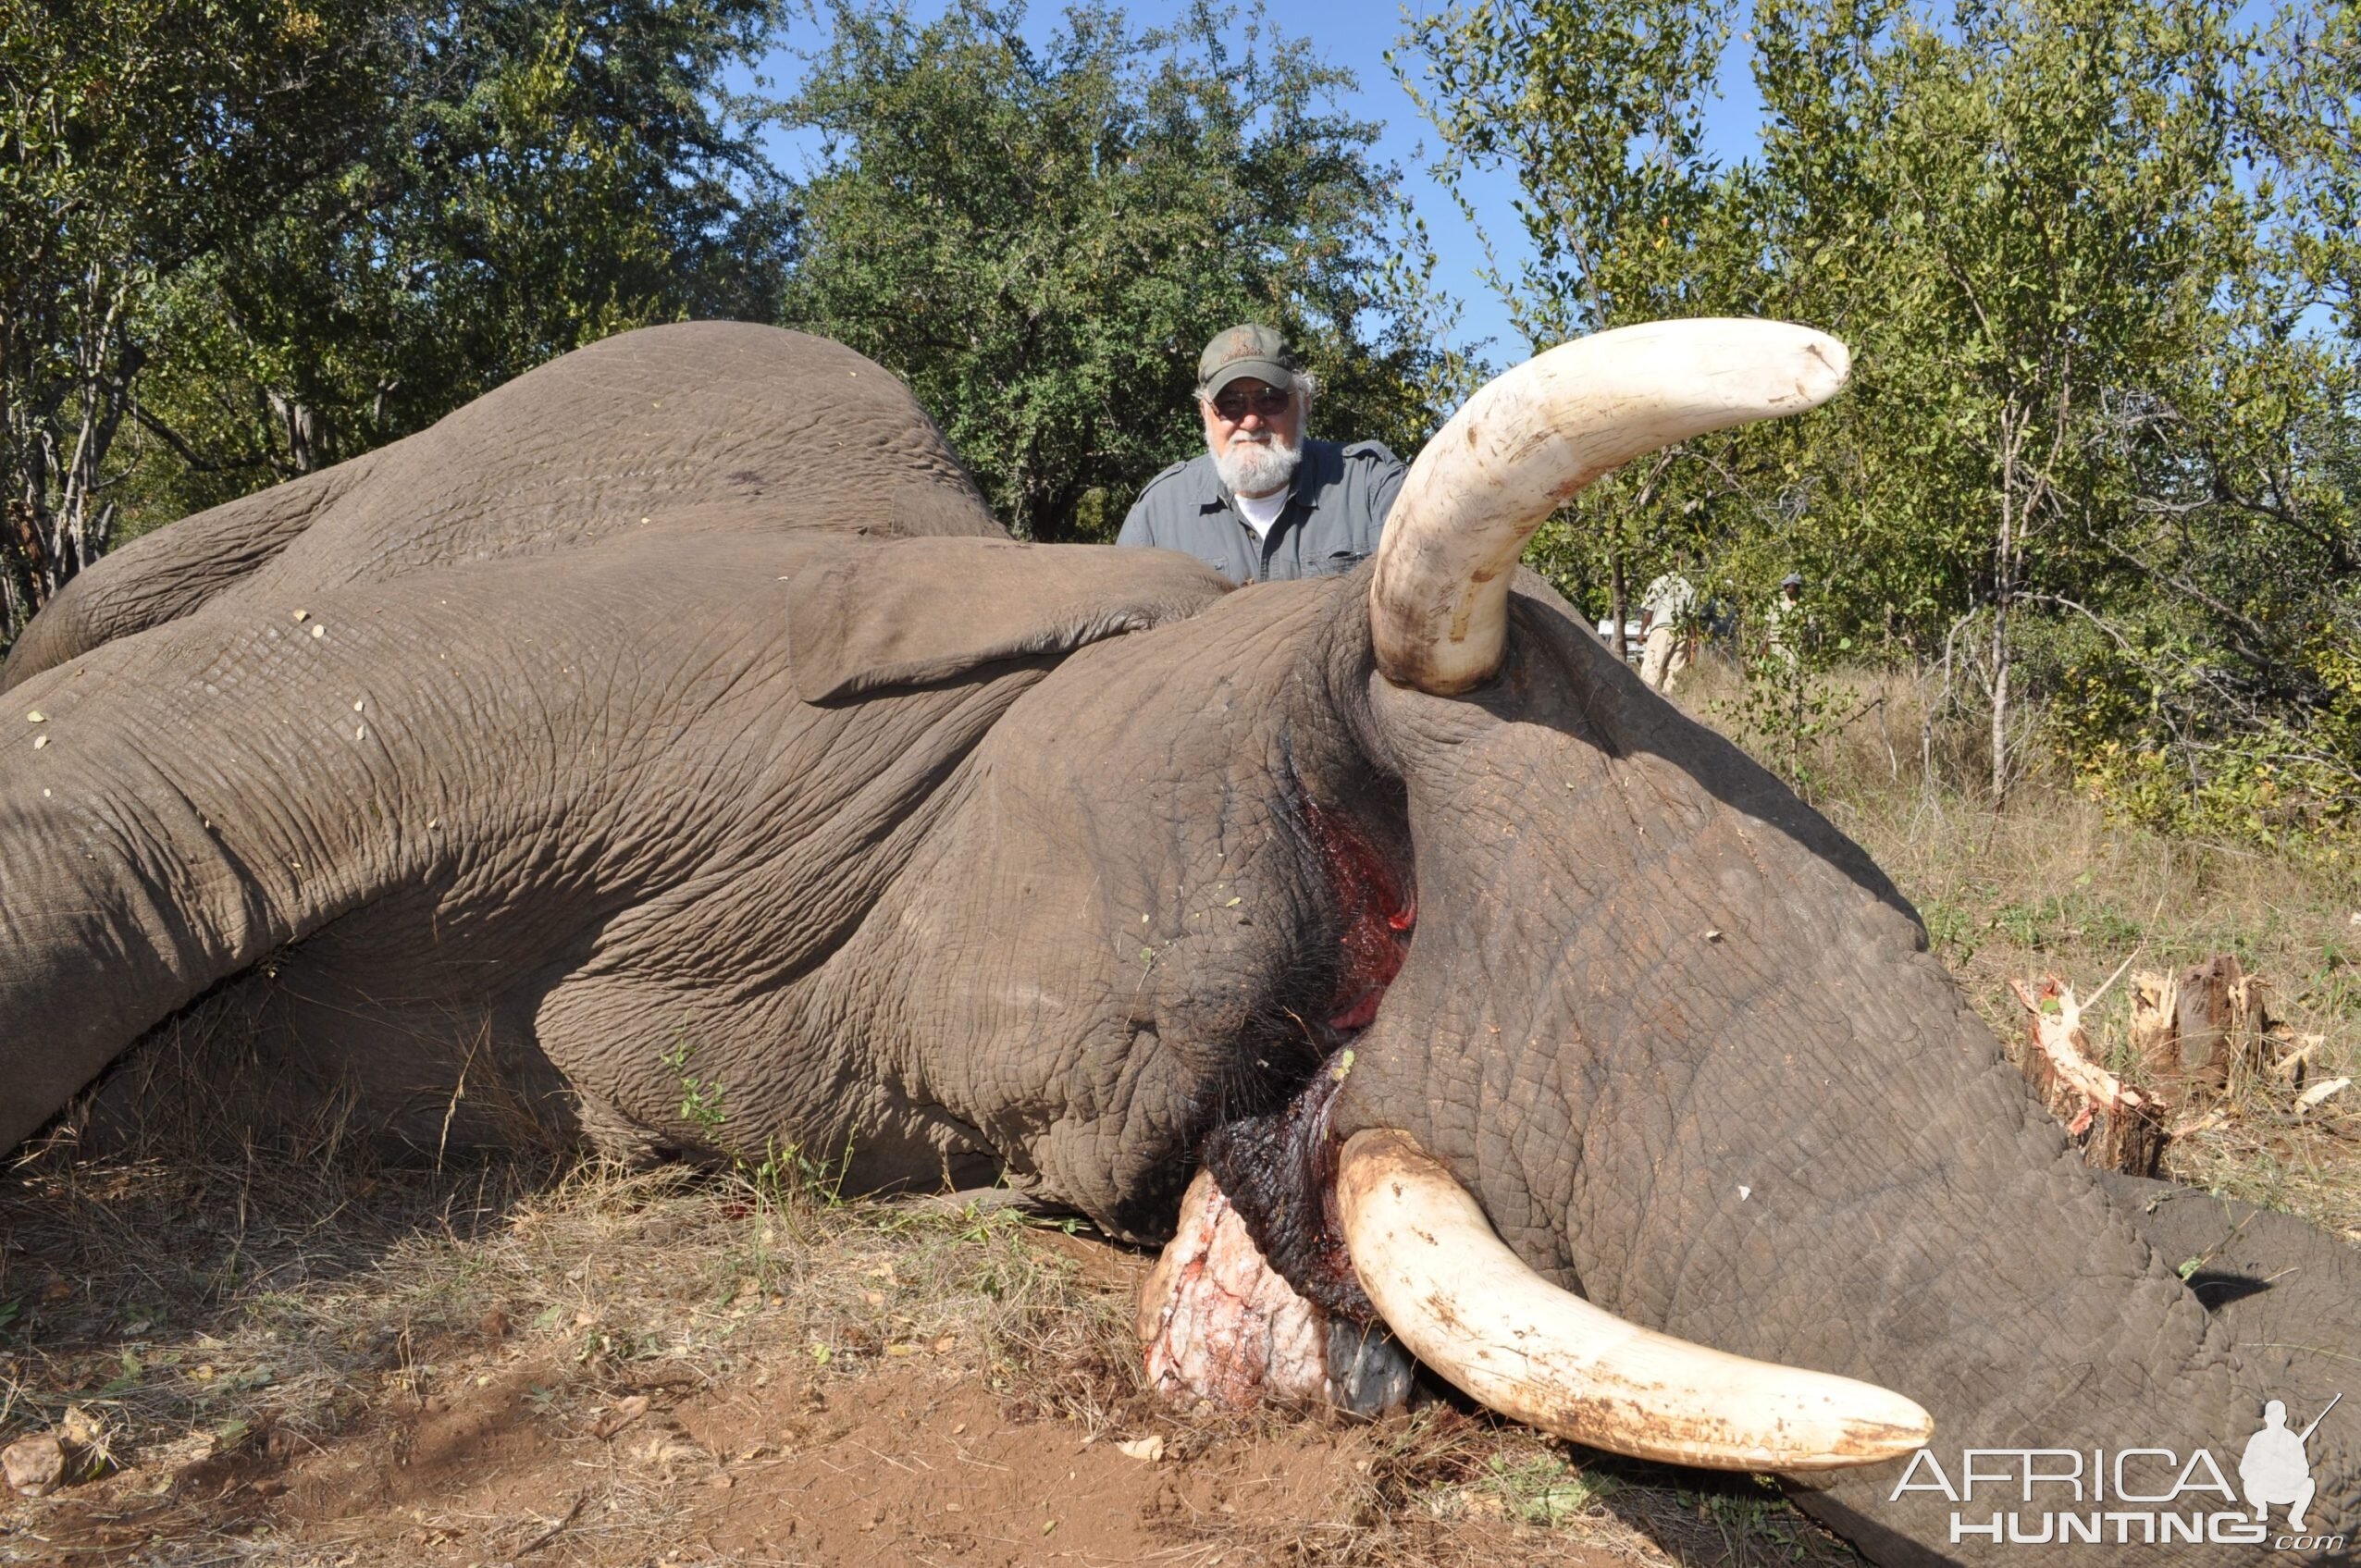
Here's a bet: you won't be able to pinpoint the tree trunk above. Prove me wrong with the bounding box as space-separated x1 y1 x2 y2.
2011 976 2164 1177
269 389 322 476
1609 548 1628 662
1989 416 2018 809
6 269 142 628
0 564 23 649
2129 954 2287 1106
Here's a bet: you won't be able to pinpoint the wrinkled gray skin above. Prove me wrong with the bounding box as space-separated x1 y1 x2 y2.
3 324 2354 1565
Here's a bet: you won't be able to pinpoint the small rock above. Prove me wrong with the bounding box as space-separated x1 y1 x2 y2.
4 1434 66 1497
1117 1435 1166 1463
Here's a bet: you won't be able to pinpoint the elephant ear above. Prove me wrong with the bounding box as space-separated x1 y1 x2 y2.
786 538 1232 702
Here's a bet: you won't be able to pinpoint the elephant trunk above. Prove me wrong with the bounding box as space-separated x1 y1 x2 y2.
1319 1013 2359 1560
1305 639 2360 1561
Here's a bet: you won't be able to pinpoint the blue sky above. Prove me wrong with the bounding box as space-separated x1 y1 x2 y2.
736 2 1774 362
1285 2 1771 358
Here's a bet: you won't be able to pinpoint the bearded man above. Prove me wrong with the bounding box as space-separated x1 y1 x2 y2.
1116 325 1405 583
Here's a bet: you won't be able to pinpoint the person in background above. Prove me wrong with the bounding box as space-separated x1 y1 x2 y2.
1117 325 1404 584
1638 570 1697 693
1764 571 1806 669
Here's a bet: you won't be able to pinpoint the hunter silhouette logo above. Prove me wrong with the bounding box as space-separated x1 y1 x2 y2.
1888 1390 2346 1549
2241 1394 2339 1534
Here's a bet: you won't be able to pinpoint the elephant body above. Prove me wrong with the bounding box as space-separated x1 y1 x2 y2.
4 323 2354 1564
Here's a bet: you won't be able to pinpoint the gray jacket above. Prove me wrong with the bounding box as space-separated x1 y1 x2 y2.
1115 439 1406 583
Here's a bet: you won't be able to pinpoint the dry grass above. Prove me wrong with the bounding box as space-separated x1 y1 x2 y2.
0 1133 1141 1562
1676 654 2361 1237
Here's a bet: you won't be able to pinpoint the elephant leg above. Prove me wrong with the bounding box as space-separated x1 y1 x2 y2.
529 959 1002 1192
0 595 465 1149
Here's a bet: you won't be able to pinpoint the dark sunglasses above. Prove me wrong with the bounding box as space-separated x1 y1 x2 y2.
1210 387 1292 422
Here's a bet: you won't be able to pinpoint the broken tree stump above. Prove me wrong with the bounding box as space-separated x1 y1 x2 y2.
2127 954 2282 1106
2012 977 2166 1178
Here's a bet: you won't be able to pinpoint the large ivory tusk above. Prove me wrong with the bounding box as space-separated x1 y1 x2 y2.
1369 319 1851 695
1335 1129 1932 1471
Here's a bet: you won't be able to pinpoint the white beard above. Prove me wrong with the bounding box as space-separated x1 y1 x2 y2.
1214 430 1301 498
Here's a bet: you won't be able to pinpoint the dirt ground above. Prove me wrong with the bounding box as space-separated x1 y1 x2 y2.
0 1148 1848 1568
17 1338 1617 1567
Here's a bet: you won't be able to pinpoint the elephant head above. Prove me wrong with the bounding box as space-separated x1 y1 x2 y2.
2 320 2352 1564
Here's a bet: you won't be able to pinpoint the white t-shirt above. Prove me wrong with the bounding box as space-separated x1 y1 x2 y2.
1235 488 1287 539
1641 573 1696 621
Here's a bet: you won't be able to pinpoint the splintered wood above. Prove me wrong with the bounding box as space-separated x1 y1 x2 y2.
2011 977 2165 1178
2127 954 2286 1104
2013 953 2330 1174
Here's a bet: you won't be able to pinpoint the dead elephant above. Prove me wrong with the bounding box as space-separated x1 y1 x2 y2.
3 320 2354 1564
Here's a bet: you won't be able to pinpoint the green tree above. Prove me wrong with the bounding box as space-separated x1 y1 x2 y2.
1740 0 2358 828
1744 0 2264 802
123 0 792 527
774 0 1465 541
0 0 386 633
1408 0 2361 836
1 0 789 641
1399 0 1745 650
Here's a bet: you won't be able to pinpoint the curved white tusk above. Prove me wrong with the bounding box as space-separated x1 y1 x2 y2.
1369 318 1851 696
1335 1129 1932 1471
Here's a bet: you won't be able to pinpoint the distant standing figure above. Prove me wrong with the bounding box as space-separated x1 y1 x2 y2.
1638 571 1697 693
1117 325 1405 584
1764 572 1806 669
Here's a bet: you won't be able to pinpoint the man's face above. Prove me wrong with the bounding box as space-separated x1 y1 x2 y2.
1200 377 1306 498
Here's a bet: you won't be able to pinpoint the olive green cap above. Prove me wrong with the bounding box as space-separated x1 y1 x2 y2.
1197 324 1297 396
